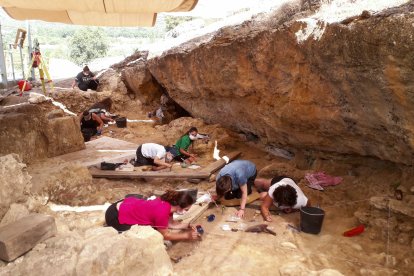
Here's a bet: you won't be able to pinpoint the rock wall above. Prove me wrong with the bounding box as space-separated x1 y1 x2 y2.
0 154 31 219
147 1 414 165
1 226 173 276
0 102 84 163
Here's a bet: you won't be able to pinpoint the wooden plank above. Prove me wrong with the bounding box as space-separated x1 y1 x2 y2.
200 151 241 174
89 167 210 179
86 153 136 169
174 203 211 224
0 214 57 262
219 191 261 207
88 151 241 180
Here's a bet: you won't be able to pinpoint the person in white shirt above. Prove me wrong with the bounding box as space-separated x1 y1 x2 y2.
260 176 310 222
135 143 178 171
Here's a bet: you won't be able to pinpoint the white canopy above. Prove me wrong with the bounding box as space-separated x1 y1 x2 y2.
0 0 198 26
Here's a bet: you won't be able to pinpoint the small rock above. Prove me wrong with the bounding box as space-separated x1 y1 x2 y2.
164 240 172 249
124 134 135 140
397 233 411 245
350 243 363 251
47 109 64 119
385 255 397 267
281 242 297 249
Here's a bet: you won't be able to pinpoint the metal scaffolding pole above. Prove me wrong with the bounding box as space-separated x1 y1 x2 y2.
0 23 8 86
19 45 25 79
8 44 15 81
26 21 35 80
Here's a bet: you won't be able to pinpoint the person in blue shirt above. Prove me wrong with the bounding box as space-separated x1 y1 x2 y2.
216 160 258 218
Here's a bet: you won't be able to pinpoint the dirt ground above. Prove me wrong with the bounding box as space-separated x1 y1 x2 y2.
25 115 412 275
7 84 410 275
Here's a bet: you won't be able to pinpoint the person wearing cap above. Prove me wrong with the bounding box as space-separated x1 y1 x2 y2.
135 143 177 171
78 110 104 142
72 65 99 91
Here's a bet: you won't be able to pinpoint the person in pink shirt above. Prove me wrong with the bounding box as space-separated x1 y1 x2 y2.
105 190 200 241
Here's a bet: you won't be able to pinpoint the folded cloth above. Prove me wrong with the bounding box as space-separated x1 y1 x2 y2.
305 172 343 191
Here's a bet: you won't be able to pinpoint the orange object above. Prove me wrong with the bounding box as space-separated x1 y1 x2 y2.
343 224 365 237
18 80 32 91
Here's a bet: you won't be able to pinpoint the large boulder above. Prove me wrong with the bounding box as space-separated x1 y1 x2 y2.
122 58 163 104
0 154 31 220
1 226 173 276
0 102 84 163
147 1 414 165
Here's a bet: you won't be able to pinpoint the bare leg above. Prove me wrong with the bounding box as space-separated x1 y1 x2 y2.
254 178 272 192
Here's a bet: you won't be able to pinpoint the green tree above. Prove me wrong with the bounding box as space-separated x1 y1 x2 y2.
69 27 108 65
164 16 193 32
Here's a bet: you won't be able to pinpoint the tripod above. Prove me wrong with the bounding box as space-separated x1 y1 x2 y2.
21 38 53 94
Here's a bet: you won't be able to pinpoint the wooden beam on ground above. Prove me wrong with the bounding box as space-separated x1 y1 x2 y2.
89 167 211 179
200 151 241 174
219 191 261 207
0 214 57 262
88 151 241 180
174 203 211 224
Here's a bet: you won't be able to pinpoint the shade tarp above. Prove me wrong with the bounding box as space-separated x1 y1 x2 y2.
0 0 198 26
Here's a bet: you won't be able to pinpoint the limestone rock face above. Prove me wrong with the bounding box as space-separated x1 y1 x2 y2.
0 204 29 227
0 154 31 219
1 226 173 276
38 164 94 206
0 103 84 163
148 1 414 165
122 58 164 104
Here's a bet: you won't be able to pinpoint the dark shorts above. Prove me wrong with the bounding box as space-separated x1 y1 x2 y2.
81 128 97 142
173 154 189 162
224 170 257 200
271 176 289 185
135 145 155 166
105 200 132 232
79 80 99 91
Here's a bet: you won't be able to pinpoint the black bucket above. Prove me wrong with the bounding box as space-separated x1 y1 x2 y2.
300 207 325 234
116 117 127 128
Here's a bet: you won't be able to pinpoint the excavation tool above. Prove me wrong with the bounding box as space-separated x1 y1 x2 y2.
244 224 276 236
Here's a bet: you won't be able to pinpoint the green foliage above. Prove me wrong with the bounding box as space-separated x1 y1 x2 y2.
164 16 193 32
69 27 109 65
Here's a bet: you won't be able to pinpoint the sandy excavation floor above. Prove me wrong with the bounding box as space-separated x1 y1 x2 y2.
22 104 413 275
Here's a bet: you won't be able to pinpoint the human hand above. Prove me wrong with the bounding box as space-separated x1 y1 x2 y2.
188 229 200 240
235 209 245 218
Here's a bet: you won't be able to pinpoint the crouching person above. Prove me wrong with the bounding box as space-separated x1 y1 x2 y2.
79 110 103 142
135 143 178 171
105 190 200 241
216 160 257 218
260 176 310 222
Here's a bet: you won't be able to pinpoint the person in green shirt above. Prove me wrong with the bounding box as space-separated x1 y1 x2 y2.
174 127 199 164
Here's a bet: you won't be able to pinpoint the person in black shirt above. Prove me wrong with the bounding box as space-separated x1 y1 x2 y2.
72 66 99 91
78 111 104 141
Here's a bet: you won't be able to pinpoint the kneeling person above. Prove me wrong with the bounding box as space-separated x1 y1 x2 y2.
261 176 310 222
105 190 199 241
79 110 103 142
216 160 257 218
135 143 177 171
